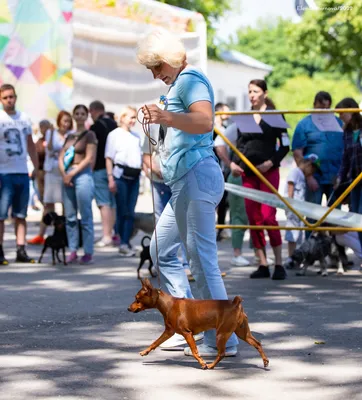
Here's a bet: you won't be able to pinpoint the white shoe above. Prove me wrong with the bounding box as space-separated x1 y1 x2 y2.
184 343 237 357
119 244 135 257
231 255 250 266
160 332 204 349
95 238 113 248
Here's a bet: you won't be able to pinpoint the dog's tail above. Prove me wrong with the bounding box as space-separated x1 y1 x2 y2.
232 296 243 307
141 235 152 248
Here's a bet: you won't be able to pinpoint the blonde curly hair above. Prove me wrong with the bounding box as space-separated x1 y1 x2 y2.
137 29 186 68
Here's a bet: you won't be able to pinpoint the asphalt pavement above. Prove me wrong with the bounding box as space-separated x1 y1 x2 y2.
1 190 362 400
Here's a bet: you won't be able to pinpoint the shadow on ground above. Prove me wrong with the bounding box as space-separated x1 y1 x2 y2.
0 222 362 400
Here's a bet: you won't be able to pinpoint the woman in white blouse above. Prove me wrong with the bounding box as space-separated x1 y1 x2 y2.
105 106 142 257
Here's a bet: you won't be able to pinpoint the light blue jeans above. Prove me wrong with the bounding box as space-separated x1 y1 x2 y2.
150 157 238 349
63 168 95 255
153 181 188 267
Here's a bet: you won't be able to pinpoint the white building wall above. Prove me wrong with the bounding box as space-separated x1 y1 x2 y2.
207 60 270 111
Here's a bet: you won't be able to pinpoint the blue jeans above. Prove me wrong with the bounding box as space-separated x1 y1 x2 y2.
153 180 188 267
63 168 95 255
351 184 362 248
93 169 116 208
115 176 140 245
150 157 238 349
0 173 29 220
153 181 172 220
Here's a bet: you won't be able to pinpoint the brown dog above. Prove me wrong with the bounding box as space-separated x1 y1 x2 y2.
128 279 269 369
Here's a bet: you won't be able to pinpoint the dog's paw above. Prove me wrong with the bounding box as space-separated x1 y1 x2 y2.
264 358 269 368
139 349 150 357
336 268 344 275
201 363 209 370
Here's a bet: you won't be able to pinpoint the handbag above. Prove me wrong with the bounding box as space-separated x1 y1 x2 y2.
63 130 88 171
116 164 141 179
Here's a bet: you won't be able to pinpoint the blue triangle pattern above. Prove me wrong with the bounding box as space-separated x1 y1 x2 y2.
15 0 50 23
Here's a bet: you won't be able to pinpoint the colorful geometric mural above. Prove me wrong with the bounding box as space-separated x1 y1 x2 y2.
0 0 73 121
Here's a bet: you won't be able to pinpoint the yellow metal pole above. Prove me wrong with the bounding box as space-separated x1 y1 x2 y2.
215 108 362 115
214 127 312 226
214 109 362 233
216 224 362 232
308 173 362 227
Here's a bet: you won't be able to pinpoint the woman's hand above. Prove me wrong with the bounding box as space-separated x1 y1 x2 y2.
256 160 273 174
108 176 117 194
63 172 74 187
142 104 167 125
230 161 244 177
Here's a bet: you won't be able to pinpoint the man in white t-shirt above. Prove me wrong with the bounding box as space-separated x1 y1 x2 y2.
0 84 39 264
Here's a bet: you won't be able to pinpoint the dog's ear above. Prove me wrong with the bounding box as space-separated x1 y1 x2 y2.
42 213 53 226
43 211 59 226
142 278 153 290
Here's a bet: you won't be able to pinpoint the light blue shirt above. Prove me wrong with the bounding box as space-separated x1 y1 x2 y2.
158 67 216 186
292 115 343 184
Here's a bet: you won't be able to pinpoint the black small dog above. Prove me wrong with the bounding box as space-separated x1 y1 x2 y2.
38 212 68 265
285 232 345 277
137 235 156 279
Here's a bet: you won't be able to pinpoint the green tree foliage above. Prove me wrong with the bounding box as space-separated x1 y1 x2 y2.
224 18 332 88
157 0 232 57
291 0 362 90
271 75 361 134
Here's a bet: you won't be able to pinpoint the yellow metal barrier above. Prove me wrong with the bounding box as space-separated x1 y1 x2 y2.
214 107 362 233
216 225 362 232
215 108 362 115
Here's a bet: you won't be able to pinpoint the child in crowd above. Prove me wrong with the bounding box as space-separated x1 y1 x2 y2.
284 154 321 266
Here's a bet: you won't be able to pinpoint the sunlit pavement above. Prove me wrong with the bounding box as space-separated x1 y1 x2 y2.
1 183 362 399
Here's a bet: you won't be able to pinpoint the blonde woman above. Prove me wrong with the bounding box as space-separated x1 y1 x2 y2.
105 106 142 257
137 30 239 357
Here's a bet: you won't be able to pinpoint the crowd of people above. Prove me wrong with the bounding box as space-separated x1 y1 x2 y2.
0 81 361 275
214 88 362 280
1 69 362 271
1 30 362 357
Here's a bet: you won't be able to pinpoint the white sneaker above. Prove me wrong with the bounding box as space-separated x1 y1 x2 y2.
184 343 237 357
231 255 250 266
95 238 113 248
160 332 204 349
119 244 135 257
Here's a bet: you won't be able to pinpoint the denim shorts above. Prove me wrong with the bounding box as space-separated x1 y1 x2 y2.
0 173 30 220
93 168 116 208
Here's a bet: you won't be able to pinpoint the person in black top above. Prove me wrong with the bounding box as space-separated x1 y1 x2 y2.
89 100 118 247
228 79 289 280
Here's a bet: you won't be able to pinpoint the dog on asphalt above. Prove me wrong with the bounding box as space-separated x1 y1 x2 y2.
137 235 156 279
284 229 352 276
38 212 68 265
284 231 347 277
128 279 269 370
38 212 83 265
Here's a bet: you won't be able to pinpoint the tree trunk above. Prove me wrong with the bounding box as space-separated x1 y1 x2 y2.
356 70 362 92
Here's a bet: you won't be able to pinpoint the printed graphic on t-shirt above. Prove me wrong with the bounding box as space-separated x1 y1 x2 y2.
0 111 32 174
4 128 24 156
